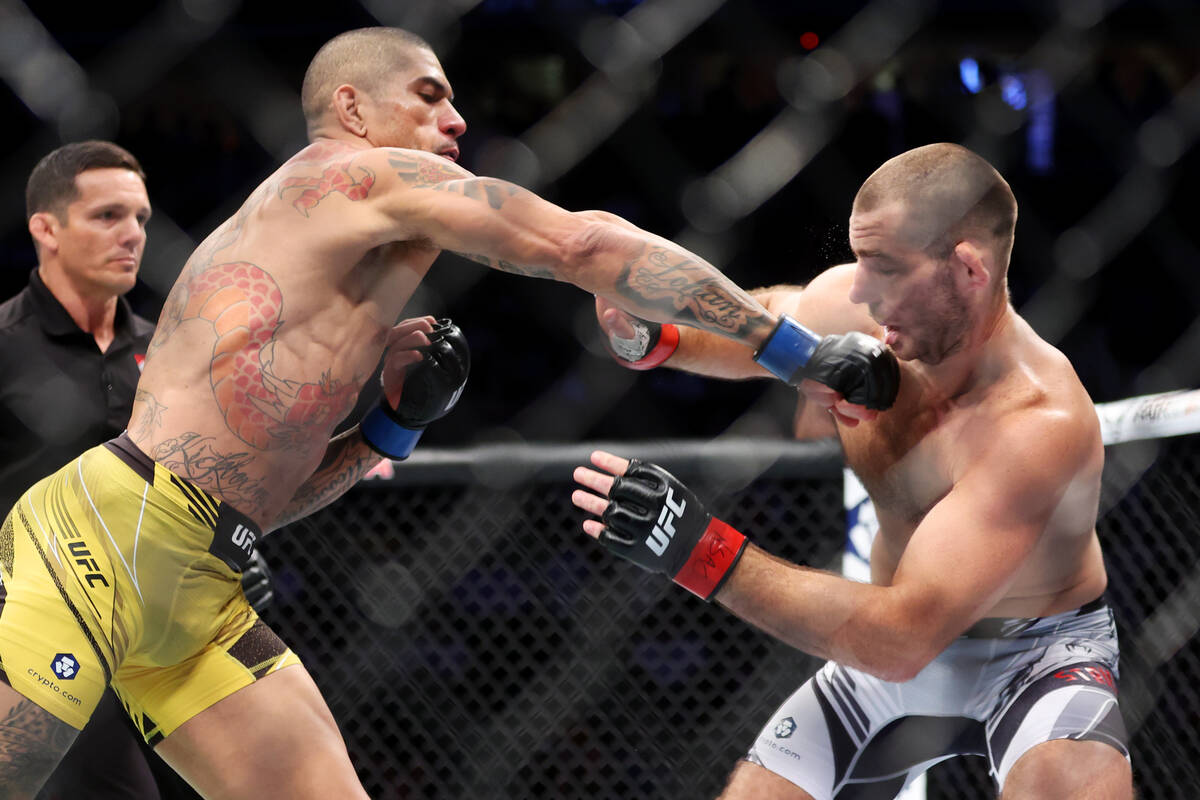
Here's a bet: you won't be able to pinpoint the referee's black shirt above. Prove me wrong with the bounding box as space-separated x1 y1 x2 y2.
0 269 154 515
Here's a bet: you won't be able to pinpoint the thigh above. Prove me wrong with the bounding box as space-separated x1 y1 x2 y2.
744 661 983 800
1001 739 1132 800
36 689 161 800
0 680 78 798
986 654 1128 789
154 664 368 800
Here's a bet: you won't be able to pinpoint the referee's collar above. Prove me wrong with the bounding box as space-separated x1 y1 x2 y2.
27 267 137 341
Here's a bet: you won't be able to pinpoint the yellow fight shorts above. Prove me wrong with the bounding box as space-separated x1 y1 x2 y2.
0 433 300 745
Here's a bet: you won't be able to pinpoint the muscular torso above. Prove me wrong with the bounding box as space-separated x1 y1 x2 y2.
129 142 435 527
834 317 1108 618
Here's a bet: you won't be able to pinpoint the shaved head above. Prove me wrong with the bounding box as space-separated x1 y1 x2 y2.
854 143 1017 273
301 27 433 134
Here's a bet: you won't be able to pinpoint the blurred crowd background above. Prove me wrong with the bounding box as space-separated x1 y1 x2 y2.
2 0 1196 447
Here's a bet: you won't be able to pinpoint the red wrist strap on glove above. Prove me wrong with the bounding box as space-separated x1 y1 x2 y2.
629 323 680 370
673 517 748 600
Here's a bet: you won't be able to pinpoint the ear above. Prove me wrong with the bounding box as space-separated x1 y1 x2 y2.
28 212 60 257
331 84 369 137
951 240 991 290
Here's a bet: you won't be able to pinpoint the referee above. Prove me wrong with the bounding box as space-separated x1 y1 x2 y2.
1 141 270 800
0 141 160 798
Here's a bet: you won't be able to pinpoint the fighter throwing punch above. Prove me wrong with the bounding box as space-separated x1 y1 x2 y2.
575 144 1132 799
0 26 892 800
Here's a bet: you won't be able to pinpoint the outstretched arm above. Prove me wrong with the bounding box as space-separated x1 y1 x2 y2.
367 148 776 350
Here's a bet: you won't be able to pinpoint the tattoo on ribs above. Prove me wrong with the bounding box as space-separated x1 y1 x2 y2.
616 247 770 335
130 390 167 439
153 262 360 452
149 433 268 511
278 161 375 216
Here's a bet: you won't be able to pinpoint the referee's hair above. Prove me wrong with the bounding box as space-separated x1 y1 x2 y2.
26 140 146 222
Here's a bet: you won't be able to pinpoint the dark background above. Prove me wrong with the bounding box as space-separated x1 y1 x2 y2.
3 0 1197 446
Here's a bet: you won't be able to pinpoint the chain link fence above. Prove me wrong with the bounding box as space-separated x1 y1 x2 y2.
256 435 1199 798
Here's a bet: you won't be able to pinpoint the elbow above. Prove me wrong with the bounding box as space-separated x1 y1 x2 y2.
559 218 636 283
846 622 942 683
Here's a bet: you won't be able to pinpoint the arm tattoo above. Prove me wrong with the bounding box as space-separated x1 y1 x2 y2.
278 162 375 216
616 246 773 338
388 152 469 185
450 250 557 280
429 179 521 209
388 152 521 209
272 430 380 529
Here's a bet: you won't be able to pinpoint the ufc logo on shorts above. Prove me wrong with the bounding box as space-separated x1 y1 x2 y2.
645 488 686 556
231 523 257 555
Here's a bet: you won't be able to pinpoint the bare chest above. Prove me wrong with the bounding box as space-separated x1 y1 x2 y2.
838 382 968 525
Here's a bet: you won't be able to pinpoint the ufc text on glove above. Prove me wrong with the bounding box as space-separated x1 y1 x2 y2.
599 460 748 600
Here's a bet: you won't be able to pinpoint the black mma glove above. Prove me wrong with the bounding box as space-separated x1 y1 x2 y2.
753 314 900 411
360 318 470 460
599 460 748 600
605 316 680 370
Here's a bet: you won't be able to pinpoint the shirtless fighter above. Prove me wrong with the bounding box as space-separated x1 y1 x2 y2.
574 143 1132 799
0 27 895 800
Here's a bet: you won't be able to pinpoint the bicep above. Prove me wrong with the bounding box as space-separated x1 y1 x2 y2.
381 170 585 278
889 433 1077 643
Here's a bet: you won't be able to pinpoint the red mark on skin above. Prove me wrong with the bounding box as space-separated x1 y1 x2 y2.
279 162 375 216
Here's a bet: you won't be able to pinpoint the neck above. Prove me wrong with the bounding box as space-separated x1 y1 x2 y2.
38 265 120 349
916 297 1013 400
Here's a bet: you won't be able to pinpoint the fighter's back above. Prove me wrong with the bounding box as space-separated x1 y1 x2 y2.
129 141 440 526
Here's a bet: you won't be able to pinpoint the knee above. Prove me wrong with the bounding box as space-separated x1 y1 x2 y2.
1002 740 1132 800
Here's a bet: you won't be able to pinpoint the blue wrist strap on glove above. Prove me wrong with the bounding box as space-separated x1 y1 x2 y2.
753 314 822 383
360 405 423 460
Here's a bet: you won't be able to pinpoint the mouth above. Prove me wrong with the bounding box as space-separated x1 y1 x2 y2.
882 324 900 347
438 147 460 163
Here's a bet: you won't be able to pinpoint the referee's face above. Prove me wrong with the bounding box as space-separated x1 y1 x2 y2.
55 168 151 297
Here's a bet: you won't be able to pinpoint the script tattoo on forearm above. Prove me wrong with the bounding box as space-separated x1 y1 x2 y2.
150 433 269 512
272 432 379 529
616 246 772 337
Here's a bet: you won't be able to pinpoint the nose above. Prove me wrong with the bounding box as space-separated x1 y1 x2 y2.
119 215 146 251
848 265 875 306
441 102 466 140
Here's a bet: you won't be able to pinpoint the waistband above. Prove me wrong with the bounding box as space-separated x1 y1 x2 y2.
962 595 1109 639
103 432 261 573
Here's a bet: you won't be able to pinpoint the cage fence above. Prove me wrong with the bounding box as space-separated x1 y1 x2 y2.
258 427 1200 799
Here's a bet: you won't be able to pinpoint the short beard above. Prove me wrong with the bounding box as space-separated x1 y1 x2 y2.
914 262 971 364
